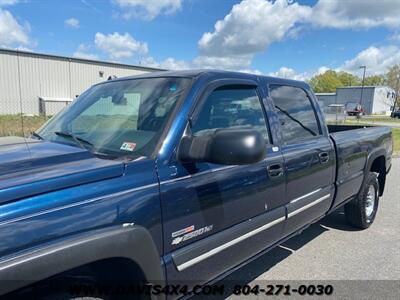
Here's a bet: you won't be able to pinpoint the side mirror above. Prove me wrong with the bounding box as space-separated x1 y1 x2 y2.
178 128 266 165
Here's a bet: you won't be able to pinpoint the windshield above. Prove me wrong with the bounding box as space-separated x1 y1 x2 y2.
346 102 359 110
37 77 191 159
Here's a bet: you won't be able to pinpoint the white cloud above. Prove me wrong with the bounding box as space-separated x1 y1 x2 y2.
142 55 264 72
389 32 400 42
339 46 400 75
236 68 264 75
65 17 80 29
198 0 311 64
0 0 19 6
0 8 30 48
268 46 400 82
193 55 253 70
316 66 330 75
312 0 400 29
267 46 400 81
268 65 331 81
15 45 32 52
269 67 301 80
141 56 190 70
73 44 99 60
141 54 255 71
194 0 400 72
94 32 148 59
113 0 183 20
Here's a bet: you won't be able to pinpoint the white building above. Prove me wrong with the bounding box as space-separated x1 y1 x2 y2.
316 86 396 115
0 49 163 116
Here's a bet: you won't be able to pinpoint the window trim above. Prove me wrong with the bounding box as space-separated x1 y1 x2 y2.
189 81 272 145
268 83 323 145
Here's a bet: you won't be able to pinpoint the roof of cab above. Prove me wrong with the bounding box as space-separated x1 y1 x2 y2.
101 69 309 89
109 69 250 80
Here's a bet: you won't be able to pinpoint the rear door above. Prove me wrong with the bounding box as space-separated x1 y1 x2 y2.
159 80 286 286
268 84 335 235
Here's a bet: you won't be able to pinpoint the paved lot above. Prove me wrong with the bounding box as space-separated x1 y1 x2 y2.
214 158 399 299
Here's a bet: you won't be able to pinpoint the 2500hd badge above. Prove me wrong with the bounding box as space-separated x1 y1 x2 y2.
172 225 214 245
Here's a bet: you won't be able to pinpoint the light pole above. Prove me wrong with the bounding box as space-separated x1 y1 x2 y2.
359 65 366 107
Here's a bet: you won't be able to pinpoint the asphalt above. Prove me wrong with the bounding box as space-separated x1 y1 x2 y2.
207 158 400 299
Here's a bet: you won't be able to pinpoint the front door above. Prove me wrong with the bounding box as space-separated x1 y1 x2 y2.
158 81 286 287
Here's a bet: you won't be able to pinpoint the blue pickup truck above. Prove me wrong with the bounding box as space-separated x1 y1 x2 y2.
0 70 393 299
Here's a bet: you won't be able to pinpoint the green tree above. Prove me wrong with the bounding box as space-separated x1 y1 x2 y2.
363 75 385 86
337 71 361 86
309 70 343 93
309 68 396 95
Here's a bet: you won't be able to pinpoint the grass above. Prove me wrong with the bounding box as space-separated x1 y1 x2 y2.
345 117 400 124
0 115 50 137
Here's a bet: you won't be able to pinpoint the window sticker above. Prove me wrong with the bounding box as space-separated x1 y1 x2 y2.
120 142 137 152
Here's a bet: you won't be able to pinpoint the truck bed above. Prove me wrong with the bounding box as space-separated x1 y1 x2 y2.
327 124 372 133
328 124 392 208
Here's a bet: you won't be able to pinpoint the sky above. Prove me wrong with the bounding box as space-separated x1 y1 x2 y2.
0 0 400 80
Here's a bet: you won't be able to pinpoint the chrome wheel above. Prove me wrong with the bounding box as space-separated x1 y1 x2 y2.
365 185 376 218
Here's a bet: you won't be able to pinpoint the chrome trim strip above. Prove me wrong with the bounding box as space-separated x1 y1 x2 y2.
288 194 331 218
160 175 192 185
210 165 237 173
0 183 159 227
176 216 285 271
290 188 322 204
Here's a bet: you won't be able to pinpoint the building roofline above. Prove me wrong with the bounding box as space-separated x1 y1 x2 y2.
0 48 166 72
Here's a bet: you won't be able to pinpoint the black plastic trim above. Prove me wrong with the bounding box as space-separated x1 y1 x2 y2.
0 225 164 296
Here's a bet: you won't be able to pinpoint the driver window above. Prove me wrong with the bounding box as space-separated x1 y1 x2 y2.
191 85 270 144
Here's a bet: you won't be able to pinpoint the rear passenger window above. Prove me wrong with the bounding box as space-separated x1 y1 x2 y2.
269 85 320 144
191 86 270 144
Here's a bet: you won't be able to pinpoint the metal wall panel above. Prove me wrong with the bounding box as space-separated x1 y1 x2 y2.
315 94 337 113
0 52 20 114
0 50 158 115
336 87 375 114
69 61 146 99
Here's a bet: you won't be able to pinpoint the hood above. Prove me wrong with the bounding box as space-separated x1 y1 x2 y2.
0 137 125 204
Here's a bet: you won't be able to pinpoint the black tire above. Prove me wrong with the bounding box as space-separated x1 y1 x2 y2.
344 172 379 229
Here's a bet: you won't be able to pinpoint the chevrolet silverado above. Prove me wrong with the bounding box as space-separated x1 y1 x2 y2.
0 70 392 299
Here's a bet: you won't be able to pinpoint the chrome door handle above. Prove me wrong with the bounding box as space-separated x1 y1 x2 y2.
267 163 284 178
319 152 329 164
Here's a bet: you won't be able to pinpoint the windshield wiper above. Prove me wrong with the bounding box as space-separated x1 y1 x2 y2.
31 131 44 140
54 131 116 159
54 131 93 150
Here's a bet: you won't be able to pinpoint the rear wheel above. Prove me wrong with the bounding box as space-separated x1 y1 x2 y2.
344 172 379 229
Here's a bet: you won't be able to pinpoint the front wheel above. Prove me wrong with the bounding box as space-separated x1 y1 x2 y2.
344 172 379 229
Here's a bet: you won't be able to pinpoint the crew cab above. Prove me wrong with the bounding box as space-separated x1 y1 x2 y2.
0 70 392 299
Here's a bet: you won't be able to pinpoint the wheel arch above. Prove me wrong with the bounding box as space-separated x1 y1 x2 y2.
0 225 165 297
366 150 386 196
